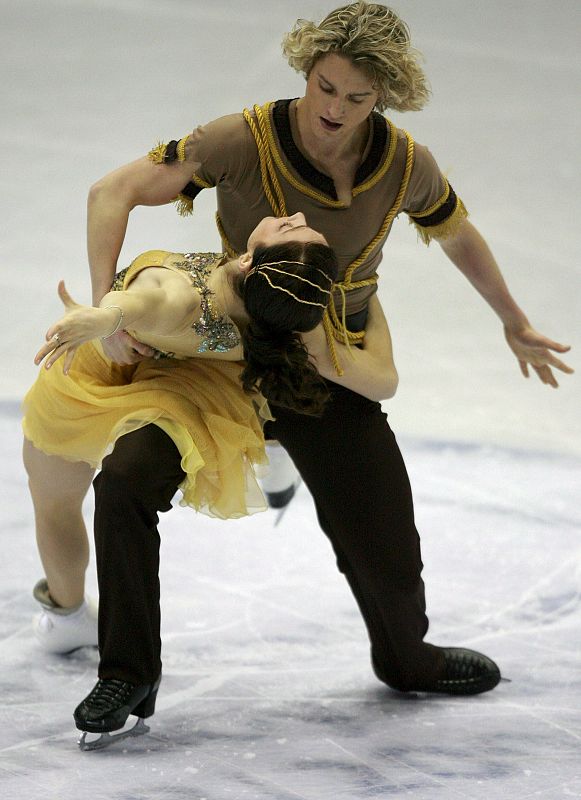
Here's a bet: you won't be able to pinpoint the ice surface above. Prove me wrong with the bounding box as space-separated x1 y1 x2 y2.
1 410 581 799
1 0 580 798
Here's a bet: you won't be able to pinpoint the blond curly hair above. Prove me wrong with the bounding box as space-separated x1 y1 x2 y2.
282 2 430 112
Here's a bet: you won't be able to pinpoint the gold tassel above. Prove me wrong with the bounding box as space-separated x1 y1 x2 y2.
148 141 167 164
411 197 468 245
175 194 194 217
323 311 344 376
335 285 355 359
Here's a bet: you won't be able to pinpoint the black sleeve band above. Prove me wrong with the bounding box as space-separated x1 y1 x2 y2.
180 181 203 200
163 140 179 163
409 184 458 228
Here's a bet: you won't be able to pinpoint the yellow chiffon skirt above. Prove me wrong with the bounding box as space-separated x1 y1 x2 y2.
22 342 269 519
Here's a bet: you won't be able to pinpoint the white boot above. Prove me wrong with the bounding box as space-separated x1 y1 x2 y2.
260 441 300 509
32 578 98 654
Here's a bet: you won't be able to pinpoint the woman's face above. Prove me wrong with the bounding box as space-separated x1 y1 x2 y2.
246 213 328 253
300 52 379 144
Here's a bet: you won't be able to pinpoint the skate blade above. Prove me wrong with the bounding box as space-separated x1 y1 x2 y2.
78 717 150 751
274 477 302 527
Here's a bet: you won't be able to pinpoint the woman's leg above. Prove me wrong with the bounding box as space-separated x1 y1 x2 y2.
23 437 99 653
23 437 95 608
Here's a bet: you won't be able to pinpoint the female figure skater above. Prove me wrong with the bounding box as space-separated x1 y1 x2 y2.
25 213 380 625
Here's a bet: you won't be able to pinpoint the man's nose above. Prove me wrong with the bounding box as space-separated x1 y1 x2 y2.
326 97 344 119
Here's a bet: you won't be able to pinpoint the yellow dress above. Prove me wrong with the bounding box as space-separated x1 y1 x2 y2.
22 251 269 519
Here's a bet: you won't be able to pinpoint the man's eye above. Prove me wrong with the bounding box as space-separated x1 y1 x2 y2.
320 84 333 93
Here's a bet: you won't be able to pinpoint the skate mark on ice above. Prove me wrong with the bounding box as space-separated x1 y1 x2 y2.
193 575 356 636
325 737 479 799
436 550 581 642
155 672 238 712
0 730 72 755
502 702 581 744
203 753 318 800
163 617 247 642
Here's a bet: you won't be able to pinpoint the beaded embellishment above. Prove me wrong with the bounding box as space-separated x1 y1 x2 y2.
110 252 240 357
177 252 240 353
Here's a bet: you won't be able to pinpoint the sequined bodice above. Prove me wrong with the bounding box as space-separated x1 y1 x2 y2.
111 251 241 359
177 252 240 353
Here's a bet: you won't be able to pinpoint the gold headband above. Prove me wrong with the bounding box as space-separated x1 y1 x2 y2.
246 260 332 308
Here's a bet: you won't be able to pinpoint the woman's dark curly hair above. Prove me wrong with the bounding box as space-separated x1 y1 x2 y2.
232 240 339 415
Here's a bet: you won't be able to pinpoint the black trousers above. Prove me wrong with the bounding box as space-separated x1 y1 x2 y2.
94 384 444 690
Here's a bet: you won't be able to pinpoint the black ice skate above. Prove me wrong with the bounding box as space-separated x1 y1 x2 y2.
74 675 161 751
434 647 501 695
373 647 501 695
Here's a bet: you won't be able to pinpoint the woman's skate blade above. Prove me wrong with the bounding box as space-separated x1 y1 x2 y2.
78 717 150 751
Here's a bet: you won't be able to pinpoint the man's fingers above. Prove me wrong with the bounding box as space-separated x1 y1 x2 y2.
63 347 77 375
533 365 558 388
544 340 571 354
528 350 574 374
131 342 156 357
547 356 574 375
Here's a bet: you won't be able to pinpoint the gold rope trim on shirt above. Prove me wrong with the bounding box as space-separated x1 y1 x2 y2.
343 130 415 289
216 213 238 259
352 117 398 197
217 106 415 375
190 173 212 190
256 103 347 209
243 105 287 217
407 181 451 218
176 136 188 162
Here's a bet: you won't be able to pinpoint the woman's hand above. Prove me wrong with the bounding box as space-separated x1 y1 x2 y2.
504 324 573 387
34 281 122 373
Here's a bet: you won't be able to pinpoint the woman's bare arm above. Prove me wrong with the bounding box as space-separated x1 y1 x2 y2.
35 270 195 373
303 294 398 401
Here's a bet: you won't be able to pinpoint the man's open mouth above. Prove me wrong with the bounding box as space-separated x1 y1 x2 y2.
320 117 343 131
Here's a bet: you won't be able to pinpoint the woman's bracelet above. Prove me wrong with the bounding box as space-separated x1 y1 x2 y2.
100 306 125 339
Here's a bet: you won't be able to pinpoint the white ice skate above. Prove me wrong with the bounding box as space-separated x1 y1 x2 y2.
260 441 301 523
32 578 98 654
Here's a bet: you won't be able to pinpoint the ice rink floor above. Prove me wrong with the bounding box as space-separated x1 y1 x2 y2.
2 407 581 799
1 0 580 798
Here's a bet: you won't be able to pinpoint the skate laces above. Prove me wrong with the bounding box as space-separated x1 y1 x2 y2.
86 679 135 710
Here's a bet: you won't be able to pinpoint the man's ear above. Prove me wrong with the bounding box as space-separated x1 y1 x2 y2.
238 251 253 272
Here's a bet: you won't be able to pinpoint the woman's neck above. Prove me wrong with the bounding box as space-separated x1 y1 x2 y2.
212 261 249 327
